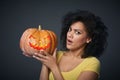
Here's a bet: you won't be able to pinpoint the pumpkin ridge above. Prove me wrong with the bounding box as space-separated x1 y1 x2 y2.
51 31 57 53
20 28 37 56
47 30 57 54
21 28 32 53
50 31 57 48
44 30 52 54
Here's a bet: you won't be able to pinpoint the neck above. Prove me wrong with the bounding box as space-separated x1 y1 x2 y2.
65 48 84 58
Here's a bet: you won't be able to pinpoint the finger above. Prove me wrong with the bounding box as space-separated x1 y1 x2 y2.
22 52 32 57
33 55 47 62
41 50 50 56
53 48 57 57
39 50 44 55
33 52 47 59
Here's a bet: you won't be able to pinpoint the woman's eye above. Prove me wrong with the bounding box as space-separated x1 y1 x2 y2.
75 31 81 35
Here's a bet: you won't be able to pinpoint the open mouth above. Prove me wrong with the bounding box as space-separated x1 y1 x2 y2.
67 39 73 45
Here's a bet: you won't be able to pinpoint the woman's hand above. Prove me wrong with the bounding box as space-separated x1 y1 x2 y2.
33 48 64 80
33 48 57 71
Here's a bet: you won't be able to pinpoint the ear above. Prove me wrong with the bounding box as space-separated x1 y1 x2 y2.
86 37 92 43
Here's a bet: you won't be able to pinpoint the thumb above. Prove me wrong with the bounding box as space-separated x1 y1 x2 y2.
53 48 57 57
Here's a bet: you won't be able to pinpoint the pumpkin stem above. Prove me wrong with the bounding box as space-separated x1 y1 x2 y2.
38 25 41 30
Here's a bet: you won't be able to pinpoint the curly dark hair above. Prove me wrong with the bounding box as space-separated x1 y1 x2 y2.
60 10 108 58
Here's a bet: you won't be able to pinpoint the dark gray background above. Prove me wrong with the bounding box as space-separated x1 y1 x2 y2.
1 0 120 80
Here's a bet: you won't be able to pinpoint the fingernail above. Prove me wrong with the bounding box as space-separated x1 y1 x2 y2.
34 53 37 55
40 50 44 52
33 55 35 57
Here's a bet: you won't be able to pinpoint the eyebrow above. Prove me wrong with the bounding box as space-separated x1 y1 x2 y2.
70 27 83 32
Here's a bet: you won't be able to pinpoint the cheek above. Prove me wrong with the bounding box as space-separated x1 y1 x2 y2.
74 37 87 45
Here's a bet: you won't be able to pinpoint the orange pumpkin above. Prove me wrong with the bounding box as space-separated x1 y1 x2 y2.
20 25 57 57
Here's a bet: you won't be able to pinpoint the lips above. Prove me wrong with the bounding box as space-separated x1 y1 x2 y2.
67 39 73 45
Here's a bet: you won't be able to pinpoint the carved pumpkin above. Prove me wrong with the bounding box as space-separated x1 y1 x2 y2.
20 25 57 57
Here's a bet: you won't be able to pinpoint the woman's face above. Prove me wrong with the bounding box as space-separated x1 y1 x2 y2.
66 21 91 51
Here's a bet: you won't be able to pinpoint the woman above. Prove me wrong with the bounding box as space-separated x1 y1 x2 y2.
33 10 108 80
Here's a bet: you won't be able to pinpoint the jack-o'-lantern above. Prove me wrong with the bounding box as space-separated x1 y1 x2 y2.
20 25 57 57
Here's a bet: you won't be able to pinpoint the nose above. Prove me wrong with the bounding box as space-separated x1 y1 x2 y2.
67 31 73 38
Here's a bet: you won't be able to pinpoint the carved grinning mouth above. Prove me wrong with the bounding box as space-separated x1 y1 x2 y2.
28 35 50 50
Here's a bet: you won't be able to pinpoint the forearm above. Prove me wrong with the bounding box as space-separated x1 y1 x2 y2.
51 66 64 80
39 64 49 80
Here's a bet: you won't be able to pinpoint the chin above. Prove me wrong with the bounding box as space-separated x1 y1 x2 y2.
66 45 74 50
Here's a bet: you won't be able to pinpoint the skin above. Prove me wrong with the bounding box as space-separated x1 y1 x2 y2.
33 21 98 80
